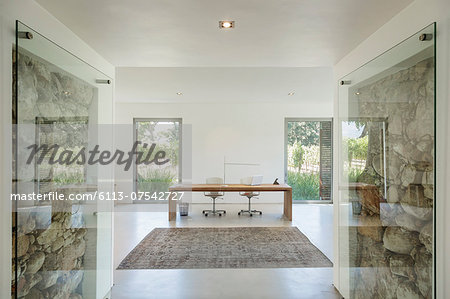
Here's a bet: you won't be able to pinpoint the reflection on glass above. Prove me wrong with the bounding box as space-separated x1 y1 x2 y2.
35 118 89 196
338 24 435 298
13 22 113 298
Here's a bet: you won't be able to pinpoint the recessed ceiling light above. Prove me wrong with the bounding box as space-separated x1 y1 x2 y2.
355 92 361 95
176 92 183 95
288 92 295 96
219 21 235 29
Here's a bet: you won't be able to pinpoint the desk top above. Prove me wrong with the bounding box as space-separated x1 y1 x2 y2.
169 183 291 192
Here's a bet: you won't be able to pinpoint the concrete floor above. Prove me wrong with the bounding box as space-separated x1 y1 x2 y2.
111 203 341 299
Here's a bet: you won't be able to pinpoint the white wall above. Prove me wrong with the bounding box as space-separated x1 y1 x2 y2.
0 1 115 297
115 75 333 204
332 0 450 297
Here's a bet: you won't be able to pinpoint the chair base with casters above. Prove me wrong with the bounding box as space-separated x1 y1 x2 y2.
203 194 226 217
238 192 262 217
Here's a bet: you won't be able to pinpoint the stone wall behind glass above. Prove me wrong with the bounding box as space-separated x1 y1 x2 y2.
14 49 96 299
350 56 434 299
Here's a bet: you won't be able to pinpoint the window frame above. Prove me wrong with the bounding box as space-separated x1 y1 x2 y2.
133 118 183 203
284 117 333 204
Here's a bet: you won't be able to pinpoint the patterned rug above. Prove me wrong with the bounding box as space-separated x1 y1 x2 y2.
117 227 332 269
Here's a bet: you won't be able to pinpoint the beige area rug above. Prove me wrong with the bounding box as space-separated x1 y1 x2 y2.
117 227 332 269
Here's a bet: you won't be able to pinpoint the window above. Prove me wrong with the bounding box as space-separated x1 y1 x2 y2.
35 117 89 196
342 119 387 197
134 118 182 201
285 119 333 202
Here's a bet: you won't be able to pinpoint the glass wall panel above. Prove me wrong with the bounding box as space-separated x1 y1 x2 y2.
338 24 435 298
13 21 113 298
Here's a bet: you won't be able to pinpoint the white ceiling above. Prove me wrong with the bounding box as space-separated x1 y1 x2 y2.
115 67 333 103
36 0 413 67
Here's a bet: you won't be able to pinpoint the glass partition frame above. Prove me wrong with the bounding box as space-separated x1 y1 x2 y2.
337 23 436 299
13 21 114 299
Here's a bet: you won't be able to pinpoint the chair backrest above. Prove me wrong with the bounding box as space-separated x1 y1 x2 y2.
206 177 223 184
240 177 251 185
240 175 263 185
240 191 260 197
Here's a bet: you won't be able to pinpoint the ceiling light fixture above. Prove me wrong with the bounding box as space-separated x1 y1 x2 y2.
219 21 235 29
176 92 183 95
355 92 361 95
288 92 295 96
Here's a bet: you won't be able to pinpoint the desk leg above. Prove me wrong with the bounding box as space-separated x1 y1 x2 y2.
169 191 176 221
284 190 292 221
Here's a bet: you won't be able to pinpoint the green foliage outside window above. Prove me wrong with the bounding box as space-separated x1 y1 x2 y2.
287 121 319 147
345 135 369 161
290 141 304 171
137 168 177 194
287 171 320 200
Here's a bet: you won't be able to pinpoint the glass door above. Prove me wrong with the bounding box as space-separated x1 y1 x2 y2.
337 24 435 298
13 21 114 298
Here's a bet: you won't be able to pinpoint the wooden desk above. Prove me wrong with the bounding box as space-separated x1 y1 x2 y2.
168 184 292 221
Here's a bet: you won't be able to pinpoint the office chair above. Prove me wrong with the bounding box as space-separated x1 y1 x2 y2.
203 177 226 217
238 191 262 217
